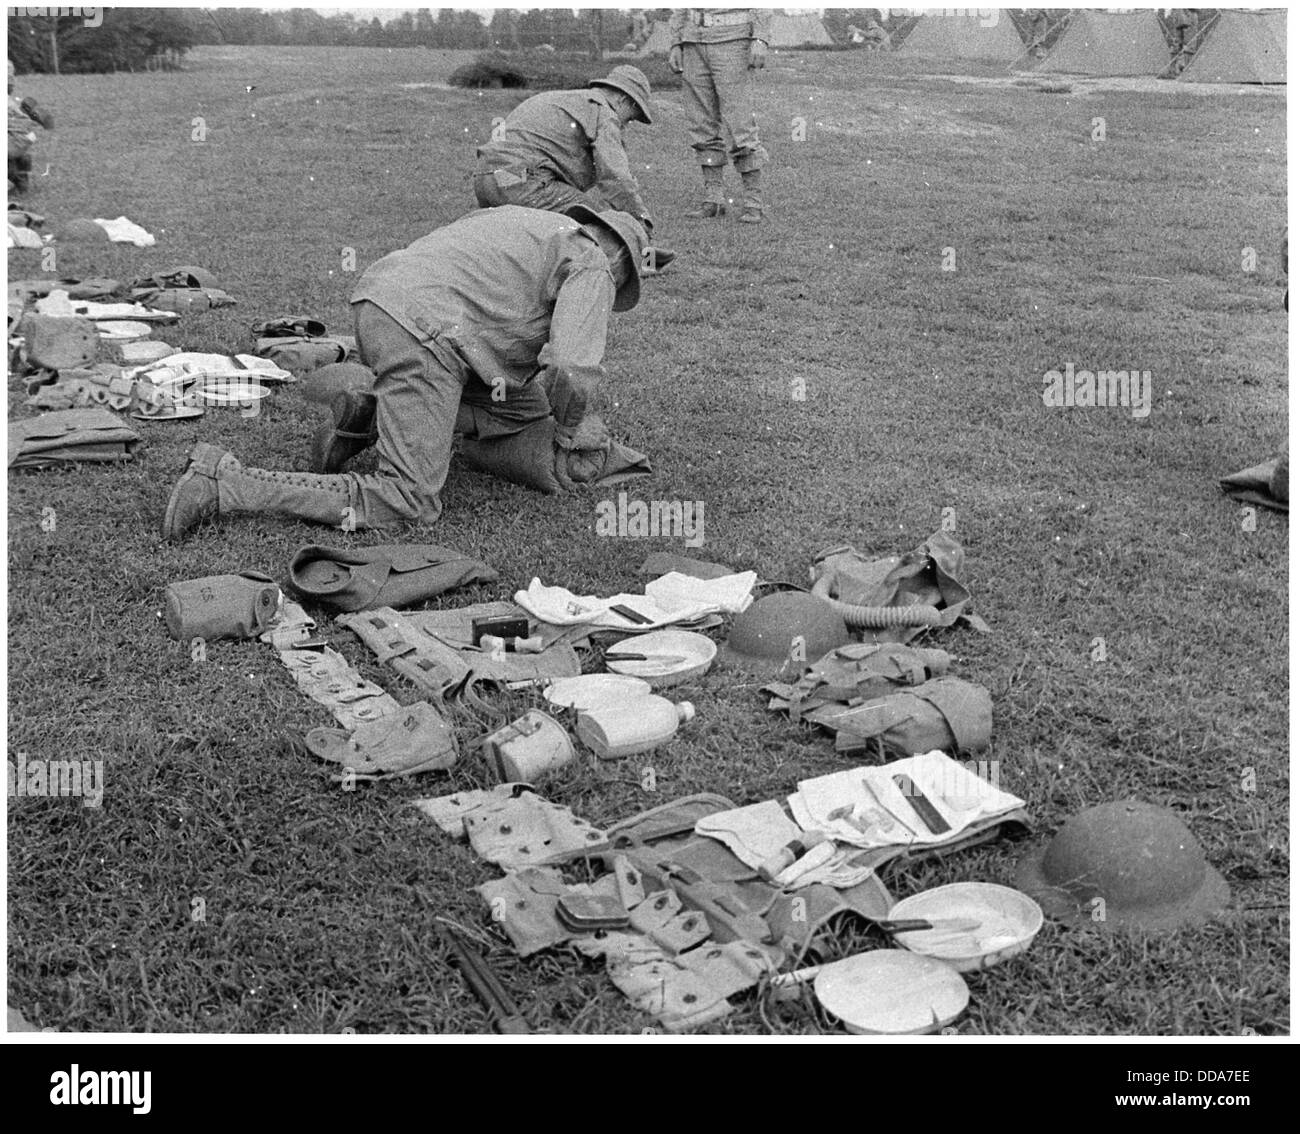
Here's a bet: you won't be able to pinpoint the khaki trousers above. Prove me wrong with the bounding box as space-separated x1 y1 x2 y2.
347 301 552 527
680 39 768 172
473 170 620 215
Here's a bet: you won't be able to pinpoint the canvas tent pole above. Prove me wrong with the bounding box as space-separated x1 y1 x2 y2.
1008 11 1072 72
886 15 920 50
1157 11 1220 80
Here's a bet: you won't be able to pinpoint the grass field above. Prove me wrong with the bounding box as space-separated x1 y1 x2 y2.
6 43 1288 1035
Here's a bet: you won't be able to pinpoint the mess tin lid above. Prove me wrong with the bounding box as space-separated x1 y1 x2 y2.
814 950 969 1035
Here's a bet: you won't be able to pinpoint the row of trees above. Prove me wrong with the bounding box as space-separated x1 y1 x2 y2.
7 9 657 69
9 9 1085 74
197 9 655 54
8 9 199 74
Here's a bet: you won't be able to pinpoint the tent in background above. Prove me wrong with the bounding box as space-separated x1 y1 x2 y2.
1035 10 1170 76
637 20 671 57
1178 9 1286 84
770 13 834 48
639 13 834 54
896 9 1025 61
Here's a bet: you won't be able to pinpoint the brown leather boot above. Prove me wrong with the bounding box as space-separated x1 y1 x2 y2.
686 164 726 219
311 389 377 473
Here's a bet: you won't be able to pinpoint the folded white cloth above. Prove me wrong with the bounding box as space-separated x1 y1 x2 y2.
644 570 756 615
7 222 43 249
694 799 877 890
790 750 1025 850
34 291 174 321
131 352 293 386
93 216 155 246
514 577 715 630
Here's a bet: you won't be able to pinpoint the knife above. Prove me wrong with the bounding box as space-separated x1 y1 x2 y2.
876 917 981 935
891 774 951 835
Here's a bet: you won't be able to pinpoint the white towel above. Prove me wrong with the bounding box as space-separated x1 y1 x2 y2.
93 216 156 246
34 291 175 321
790 750 1025 850
694 799 878 890
644 570 757 615
7 223 43 249
513 577 714 629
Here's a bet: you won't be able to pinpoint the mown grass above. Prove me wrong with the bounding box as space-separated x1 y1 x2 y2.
6 45 1288 1035
449 48 680 91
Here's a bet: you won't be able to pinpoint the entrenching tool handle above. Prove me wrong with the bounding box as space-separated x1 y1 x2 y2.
436 923 531 1035
770 964 822 988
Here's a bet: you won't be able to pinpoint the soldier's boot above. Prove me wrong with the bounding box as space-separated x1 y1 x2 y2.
9 154 31 194
739 170 764 225
311 388 377 473
685 165 727 219
162 441 355 542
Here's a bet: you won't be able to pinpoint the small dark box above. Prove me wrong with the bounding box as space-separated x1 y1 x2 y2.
471 615 531 645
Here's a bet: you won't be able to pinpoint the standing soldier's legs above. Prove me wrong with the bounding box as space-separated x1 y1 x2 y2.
681 43 727 217
712 38 768 222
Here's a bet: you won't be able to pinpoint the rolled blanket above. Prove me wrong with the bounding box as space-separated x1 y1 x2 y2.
287 543 498 612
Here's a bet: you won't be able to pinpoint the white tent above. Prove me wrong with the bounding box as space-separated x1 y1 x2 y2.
637 20 671 57
1036 10 1170 77
770 13 833 48
897 9 1025 61
1178 9 1286 84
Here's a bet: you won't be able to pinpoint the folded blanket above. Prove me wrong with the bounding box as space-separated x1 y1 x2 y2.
8 408 142 469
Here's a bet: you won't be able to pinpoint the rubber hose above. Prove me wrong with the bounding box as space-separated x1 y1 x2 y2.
809 573 944 628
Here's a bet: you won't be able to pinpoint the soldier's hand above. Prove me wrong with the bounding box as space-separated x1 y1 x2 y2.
554 414 610 489
543 365 600 429
749 40 768 69
668 45 684 74
557 413 611 453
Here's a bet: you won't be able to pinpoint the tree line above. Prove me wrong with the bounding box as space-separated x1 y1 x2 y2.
11 8 1060 75
8 9 667 71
